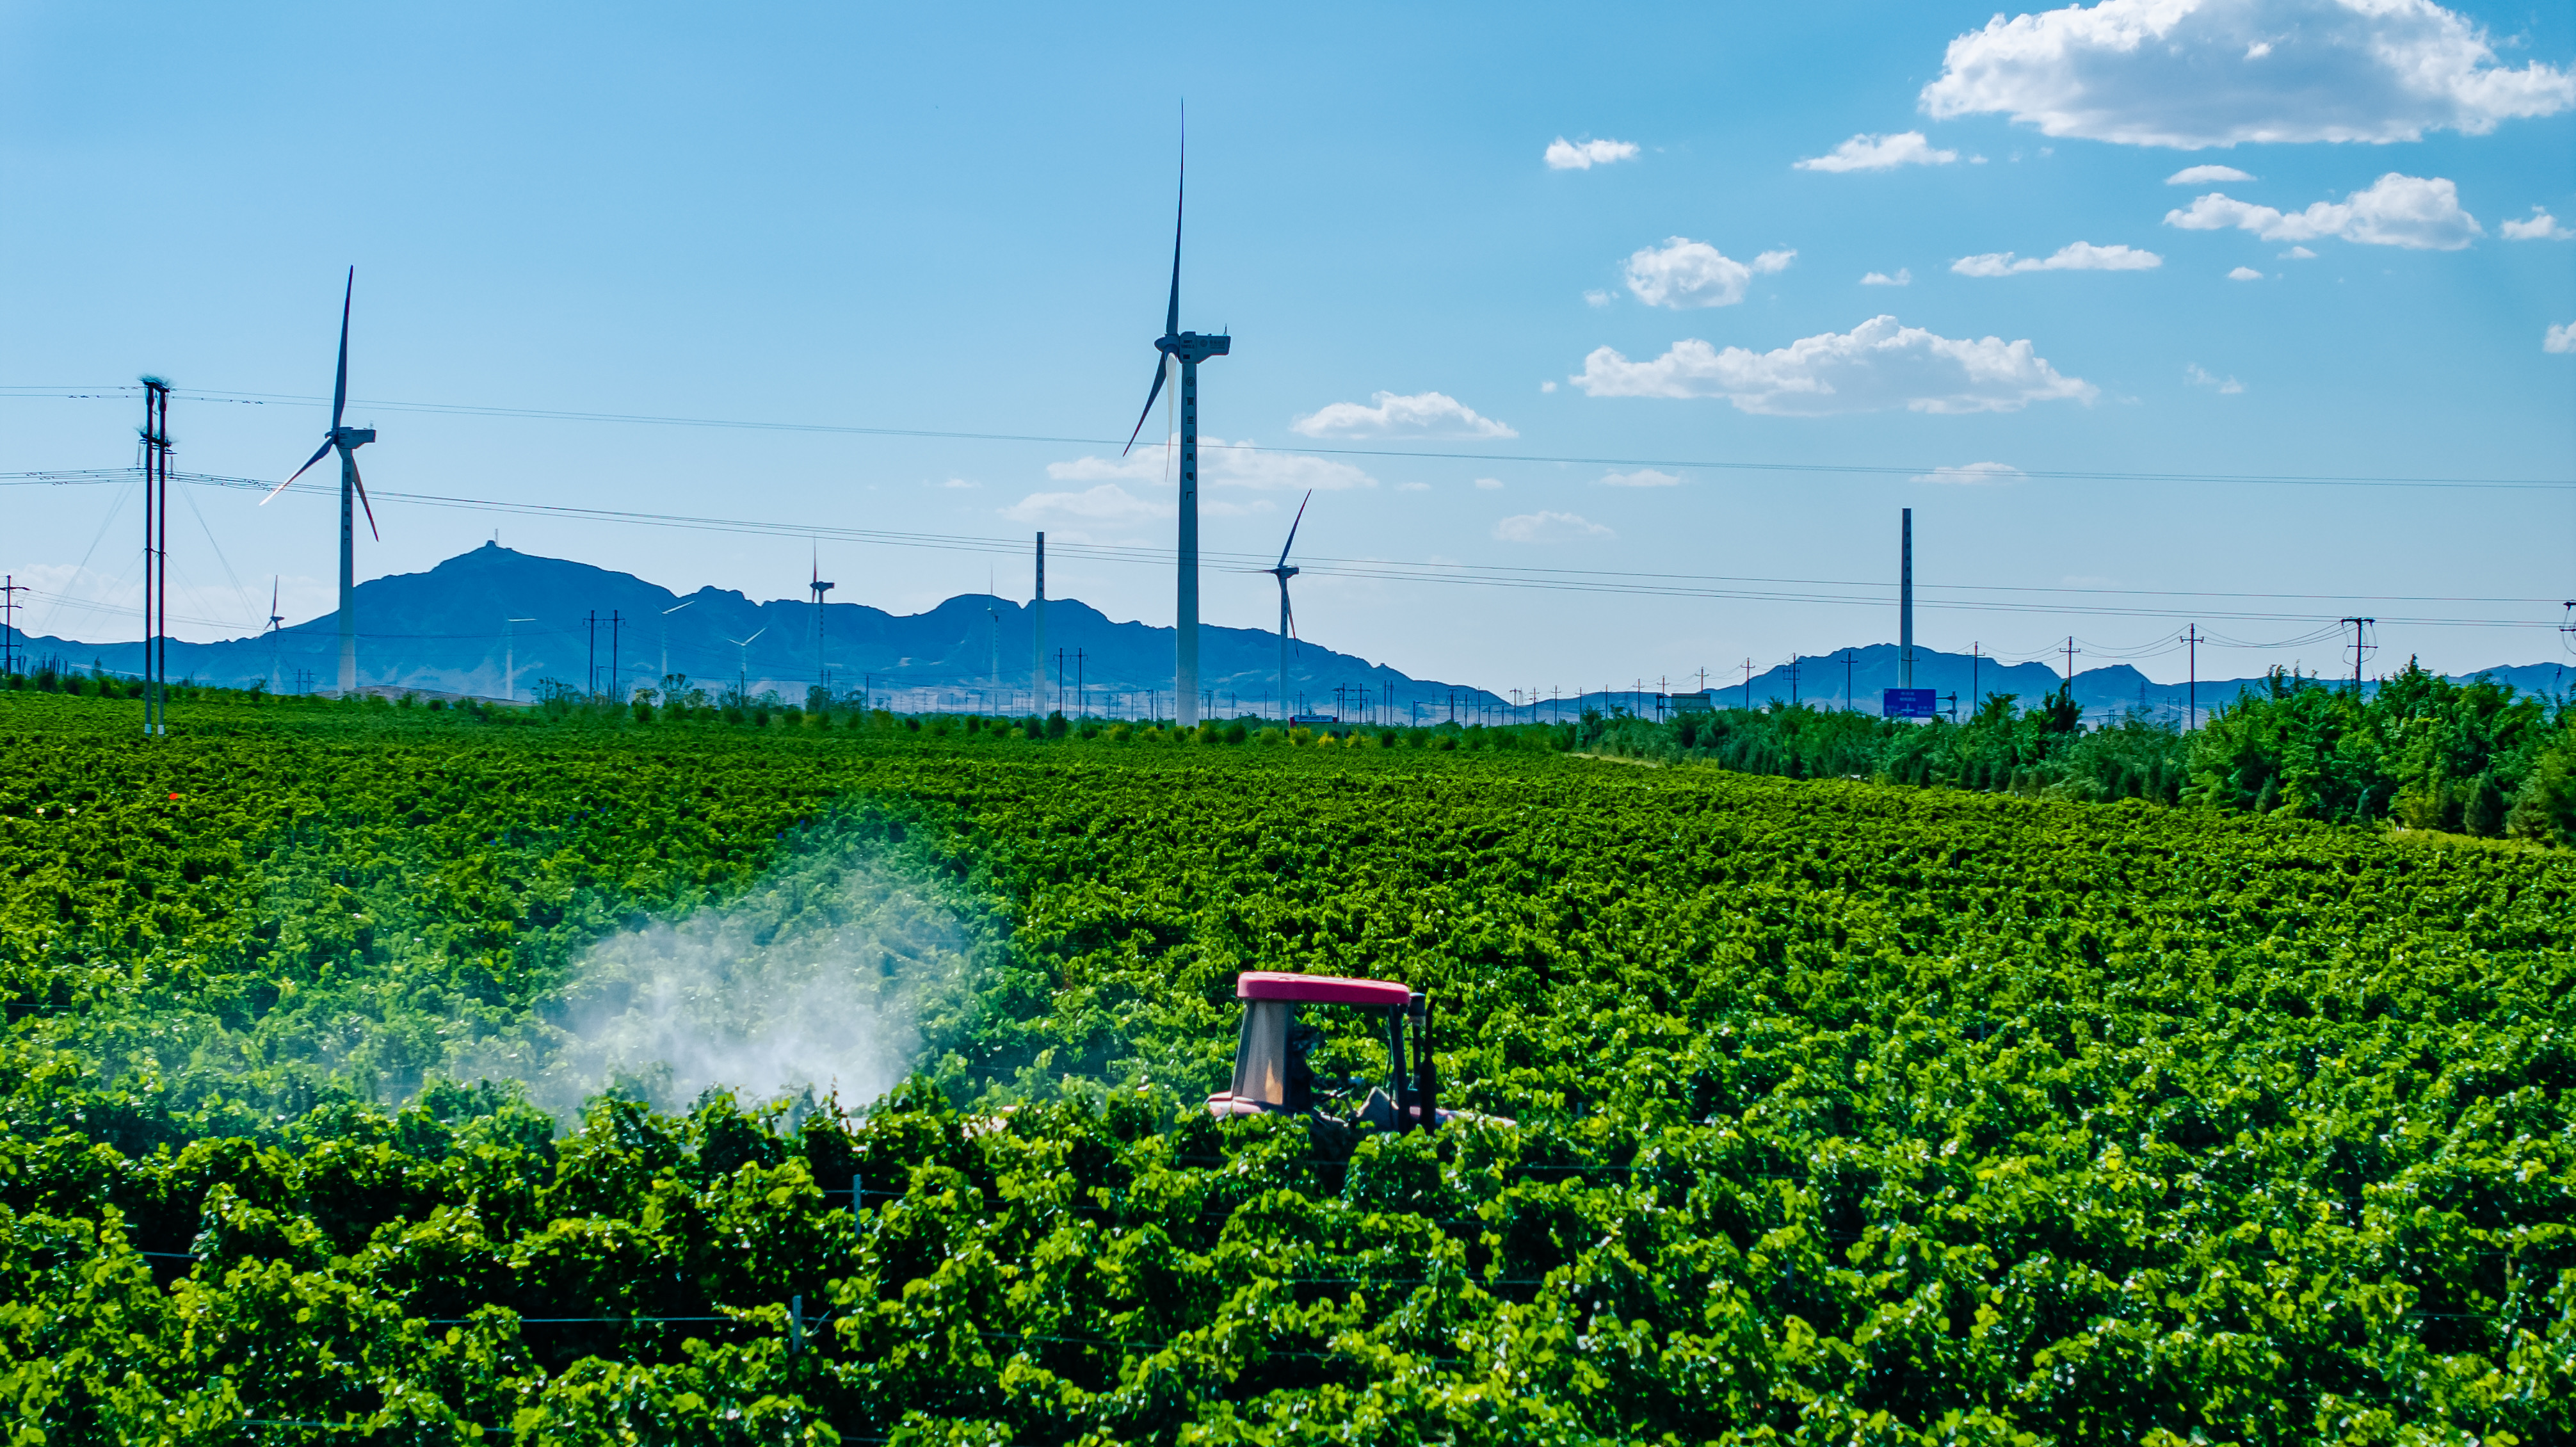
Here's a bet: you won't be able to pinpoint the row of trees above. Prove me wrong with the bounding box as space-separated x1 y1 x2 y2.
1581 661 2576 844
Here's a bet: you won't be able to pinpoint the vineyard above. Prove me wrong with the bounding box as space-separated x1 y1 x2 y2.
2 688 2572 1444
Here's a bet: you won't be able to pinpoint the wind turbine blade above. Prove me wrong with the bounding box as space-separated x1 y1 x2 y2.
1278 489 1312 567
264 439 336 502
1120 357 1168 455
347 450 380 540
332 267 353 431
746 627 765 645
1164 124 1183 339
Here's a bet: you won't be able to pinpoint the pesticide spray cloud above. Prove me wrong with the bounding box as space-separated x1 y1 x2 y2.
479 834 978 1120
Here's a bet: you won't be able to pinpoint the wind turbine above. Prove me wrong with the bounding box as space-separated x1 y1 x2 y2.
809 549 834 705
1121 117 1229 729
723 627 766 703
1263 490 1311 722
263 578 286 694
261 268 377 695
660 598 695 693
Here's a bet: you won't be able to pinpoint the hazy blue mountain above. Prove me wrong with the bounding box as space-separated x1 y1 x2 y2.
18 544 2568 722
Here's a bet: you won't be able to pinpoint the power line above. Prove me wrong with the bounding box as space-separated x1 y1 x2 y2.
5 467 2564 631
4 384 2570 491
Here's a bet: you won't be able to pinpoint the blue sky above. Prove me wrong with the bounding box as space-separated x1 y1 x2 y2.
4 0 2572 692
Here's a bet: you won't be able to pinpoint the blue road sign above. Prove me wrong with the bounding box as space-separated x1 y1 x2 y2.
1882 688 1937 718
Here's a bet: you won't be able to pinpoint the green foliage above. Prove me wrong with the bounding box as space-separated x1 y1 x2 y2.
0 690 2572 1442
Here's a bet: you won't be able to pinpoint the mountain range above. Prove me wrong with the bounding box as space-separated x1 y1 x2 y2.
16 544 2570 723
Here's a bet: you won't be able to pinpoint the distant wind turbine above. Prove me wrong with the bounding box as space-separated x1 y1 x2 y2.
660 598 695 690
723 627 766 702
263 578 286 694
1263 490 1312 722
1120 112 1229 729
260 268 378 695
809 549 834 702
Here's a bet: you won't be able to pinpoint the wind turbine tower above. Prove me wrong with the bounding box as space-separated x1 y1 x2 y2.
809 550 834 702
1121 122 1230 729
1031 532 1047 713
1264 490 1311 722
263 579 286 694
261 268 378 695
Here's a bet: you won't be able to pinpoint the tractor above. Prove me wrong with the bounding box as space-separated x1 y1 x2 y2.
1207 971 1479 1137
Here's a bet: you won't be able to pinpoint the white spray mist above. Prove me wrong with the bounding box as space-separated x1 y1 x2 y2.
468 836 977 1121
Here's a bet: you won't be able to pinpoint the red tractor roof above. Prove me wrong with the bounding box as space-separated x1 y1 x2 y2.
1235 971 1413 1007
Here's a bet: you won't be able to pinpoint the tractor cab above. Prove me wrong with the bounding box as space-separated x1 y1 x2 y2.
1207 971 1457 1133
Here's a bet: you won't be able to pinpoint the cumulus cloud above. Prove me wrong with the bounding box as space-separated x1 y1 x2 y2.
1584 289 1614 306
1861 268 1913 286
2503 207 2575 241
1546 136 1640 170
1911 462 2025 484
2168 164 2255 184
1047 436 1376 491
937 478 978 490
1598 468 1681 487
1494 511 1613 542
2165 172 2481 249
1570 314 2096 415
1474 477 1504 490
2280 245 2317 257
1920 0 2575 148
2227 265 2265 279
1538 380 1558 392
1952 240 2163 275
1003 483 1172 527
2187 363 2246 392
1796 131 1959 172
2548 323 2575 355
1622 239 1796 309
1396 481 1430 492
1291 390 1516 439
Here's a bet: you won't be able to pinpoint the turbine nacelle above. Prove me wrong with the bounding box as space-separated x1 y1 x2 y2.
332 426 376 449
1158 331 1231 363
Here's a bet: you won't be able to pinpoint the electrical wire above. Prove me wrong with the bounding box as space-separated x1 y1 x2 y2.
4 383 2571 491
5 467 2563 631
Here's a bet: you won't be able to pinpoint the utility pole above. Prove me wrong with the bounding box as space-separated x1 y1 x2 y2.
1900 506 1914 691
504 618 534 704
0 574 25 678
585 611 598 696
1968 643 1979 713
1741 658 1753 709
1054 647 1066 714
1785 658 1799 706
1844 649 1854 711
2185 624 2199 731
2063 637 2077 696
1075 649 1086 716
609 610 624 702
2340 617 2374 692
141 379 172 735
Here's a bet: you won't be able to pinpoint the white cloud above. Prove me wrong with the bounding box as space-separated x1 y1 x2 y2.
2280 245 2317 258
1396 481 1431 492
2226 265 2265 280
1291 390 1516 439
1473 477 1504 490
2186 363 2246 392
1910 461 2025 485
2548 323 2576 355
1622 238 1795 309
1861 268 1913 286
2167 163 2255 184
937 477 978 489
2502 207 2575 241
1494 511 1613 542
1583 289 1613 306
1951 240 2163 275
1796 131 1959 172
1538 380 1558 393
1598 468 1681 487
1920 0 2575 148
1545 136 1640 170
1571 314 2096 415
2164 172 2481 250
1003 483 1171 526
1047 437 1376 491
